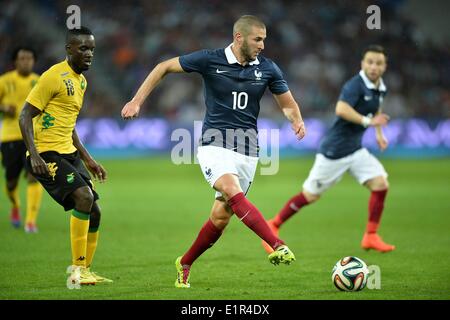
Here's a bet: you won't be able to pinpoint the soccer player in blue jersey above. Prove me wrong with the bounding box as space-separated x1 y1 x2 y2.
122 15 306 288
263 45 395 254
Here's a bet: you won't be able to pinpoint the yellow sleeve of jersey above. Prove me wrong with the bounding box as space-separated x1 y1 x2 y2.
26 70 60 111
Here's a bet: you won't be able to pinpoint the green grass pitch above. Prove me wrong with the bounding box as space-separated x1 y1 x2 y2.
1 157 449 300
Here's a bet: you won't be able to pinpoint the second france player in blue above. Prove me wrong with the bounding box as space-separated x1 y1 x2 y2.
122 15 306 288
263 45 395 254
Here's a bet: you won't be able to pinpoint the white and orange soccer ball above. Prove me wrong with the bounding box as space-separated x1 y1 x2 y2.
332 256 369 291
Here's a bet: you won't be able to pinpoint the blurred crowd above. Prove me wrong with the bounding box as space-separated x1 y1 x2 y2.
1 0 449 121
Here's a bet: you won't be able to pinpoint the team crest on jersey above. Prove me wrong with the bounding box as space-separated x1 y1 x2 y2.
42 112 55 130
67 173 75 184
254 69 262 80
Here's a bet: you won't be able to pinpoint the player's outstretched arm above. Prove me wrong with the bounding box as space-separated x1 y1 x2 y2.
72 129 107 182
19 103 49 176
273 90 306 140
121 57 185 120
336 100 390 128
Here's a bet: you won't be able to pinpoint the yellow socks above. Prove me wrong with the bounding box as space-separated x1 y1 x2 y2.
70 210 90 267
25 182 43 225
86 228 99 268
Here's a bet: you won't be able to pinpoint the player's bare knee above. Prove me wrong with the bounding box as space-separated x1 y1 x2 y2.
379 179 389 190
367 176 389 191
303 190 320 203
219 184 242 201
213 174 241 200
79 190 94 206
72 187 94 212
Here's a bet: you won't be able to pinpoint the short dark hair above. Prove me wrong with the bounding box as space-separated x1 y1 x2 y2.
362 45 387 60
11 46 36 61
66 26 93 44
233 15 266 37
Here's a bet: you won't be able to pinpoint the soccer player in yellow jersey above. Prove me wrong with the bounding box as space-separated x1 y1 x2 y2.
0 47 43 232
19 27 112 286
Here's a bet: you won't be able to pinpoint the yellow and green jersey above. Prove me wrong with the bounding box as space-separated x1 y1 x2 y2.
0 70 39 142
26 60 87 154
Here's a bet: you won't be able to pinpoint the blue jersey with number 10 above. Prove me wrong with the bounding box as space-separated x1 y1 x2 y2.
179 45 289 155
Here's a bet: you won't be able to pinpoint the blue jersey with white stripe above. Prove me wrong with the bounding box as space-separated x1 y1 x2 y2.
179 45 289 156
319 71 387 159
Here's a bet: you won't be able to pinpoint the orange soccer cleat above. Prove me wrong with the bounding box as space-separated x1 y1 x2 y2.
361 233 395 253
261 219 279 254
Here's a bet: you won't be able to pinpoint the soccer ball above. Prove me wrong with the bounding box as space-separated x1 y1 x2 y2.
332 256 369 292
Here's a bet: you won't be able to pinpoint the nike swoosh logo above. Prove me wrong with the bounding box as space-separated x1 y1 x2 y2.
239 210 251 221
364 96 372 101
216 69 228 74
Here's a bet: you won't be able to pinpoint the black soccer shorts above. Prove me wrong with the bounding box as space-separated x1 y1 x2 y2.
26 151 99 211
1 140 28 180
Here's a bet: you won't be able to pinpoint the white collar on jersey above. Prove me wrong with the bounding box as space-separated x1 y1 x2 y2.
225 43 260 66
359 70 387 92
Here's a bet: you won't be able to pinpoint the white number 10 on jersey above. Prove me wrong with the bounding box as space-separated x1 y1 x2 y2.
232 91 248 110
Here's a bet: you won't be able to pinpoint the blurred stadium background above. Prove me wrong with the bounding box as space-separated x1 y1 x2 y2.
0 0 449 158
1 0 449 300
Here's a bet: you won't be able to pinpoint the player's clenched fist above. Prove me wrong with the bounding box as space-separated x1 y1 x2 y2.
121 100 141 120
